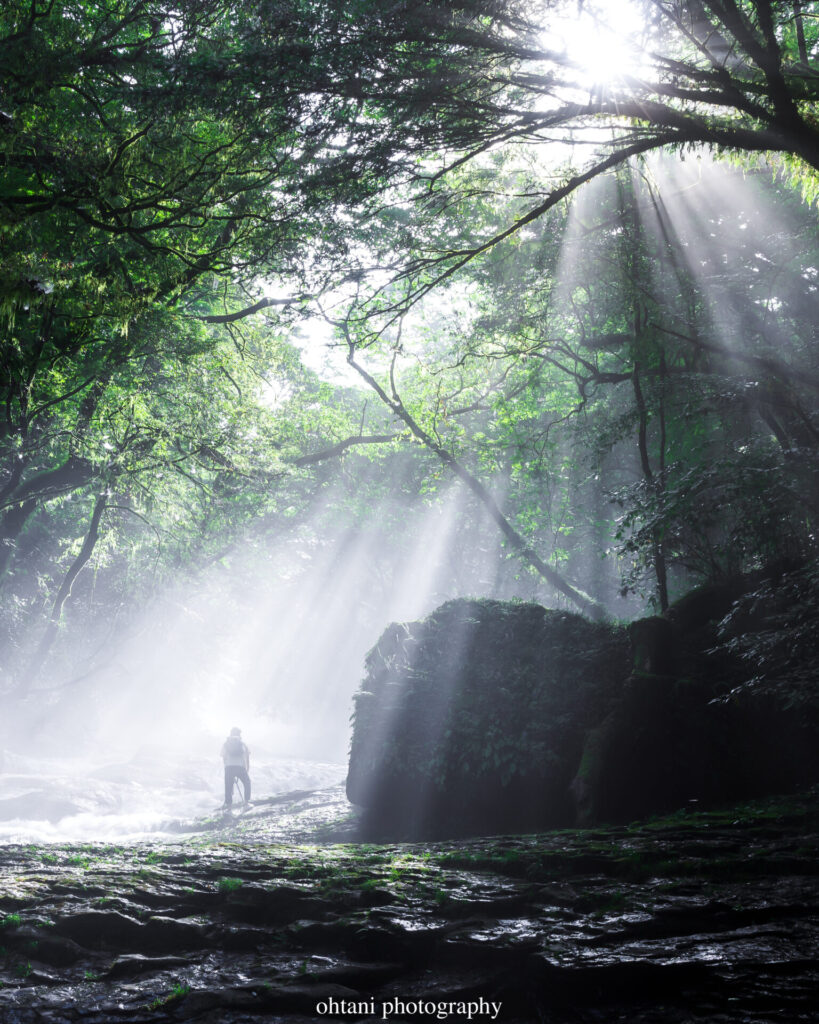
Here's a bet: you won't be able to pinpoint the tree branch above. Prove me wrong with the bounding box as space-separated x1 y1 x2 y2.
193 296 306 324
292 434 404 466
345 337 605 620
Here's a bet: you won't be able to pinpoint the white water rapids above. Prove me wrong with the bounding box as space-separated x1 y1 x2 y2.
0 748 346 843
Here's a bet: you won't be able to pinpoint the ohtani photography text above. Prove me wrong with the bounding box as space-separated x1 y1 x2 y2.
315 996 503 1020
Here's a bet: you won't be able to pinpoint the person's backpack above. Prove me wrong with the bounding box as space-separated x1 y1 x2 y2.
225 736 244 758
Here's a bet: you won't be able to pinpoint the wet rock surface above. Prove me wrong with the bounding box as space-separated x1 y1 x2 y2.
0 786 817 1022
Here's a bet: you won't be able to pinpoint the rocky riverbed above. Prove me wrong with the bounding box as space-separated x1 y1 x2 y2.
0 787 817 1022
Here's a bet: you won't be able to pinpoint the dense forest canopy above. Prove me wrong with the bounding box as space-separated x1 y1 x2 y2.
1 0 817 744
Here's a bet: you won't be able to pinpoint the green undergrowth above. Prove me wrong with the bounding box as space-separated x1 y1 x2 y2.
426 790 819 880
145 982 190 1011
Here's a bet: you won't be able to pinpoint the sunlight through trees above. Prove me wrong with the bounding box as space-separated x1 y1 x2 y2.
1 0 817 724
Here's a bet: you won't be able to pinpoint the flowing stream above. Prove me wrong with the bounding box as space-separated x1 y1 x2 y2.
0 749 346 843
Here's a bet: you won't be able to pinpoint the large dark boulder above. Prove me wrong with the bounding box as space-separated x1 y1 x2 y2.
346 599 628 837
348 569 819 838
573 564 819 824
572 675 819 824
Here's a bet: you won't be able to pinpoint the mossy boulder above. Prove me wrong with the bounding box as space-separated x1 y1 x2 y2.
348 570 819 837
572 675 819 825
573 564 819 824
346 599 628 837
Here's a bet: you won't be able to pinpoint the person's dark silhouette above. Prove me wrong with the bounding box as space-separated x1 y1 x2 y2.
221 727 251 807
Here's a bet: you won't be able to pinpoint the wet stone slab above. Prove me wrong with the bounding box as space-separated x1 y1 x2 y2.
0 787 817 1022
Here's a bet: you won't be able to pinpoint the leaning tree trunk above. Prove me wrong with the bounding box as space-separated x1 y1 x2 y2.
346 343 605 621
18 493 107 693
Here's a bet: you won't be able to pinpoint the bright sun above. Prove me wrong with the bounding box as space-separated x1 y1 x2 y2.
541 0 646 87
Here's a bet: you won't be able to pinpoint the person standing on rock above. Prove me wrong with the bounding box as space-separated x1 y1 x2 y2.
221 727 251 808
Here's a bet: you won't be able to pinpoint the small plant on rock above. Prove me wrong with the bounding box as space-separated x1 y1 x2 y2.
217 877 243 893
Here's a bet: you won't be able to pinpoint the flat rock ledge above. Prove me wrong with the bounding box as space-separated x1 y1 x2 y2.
0 787 817 1023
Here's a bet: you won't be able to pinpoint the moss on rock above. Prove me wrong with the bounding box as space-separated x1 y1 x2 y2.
346 599 628 837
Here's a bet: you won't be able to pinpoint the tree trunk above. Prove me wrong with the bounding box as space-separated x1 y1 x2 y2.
794 1 809 64
632 355 669 613
19 493 107 692
347 346 605 620
624 171 669 613
0 498 37 580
